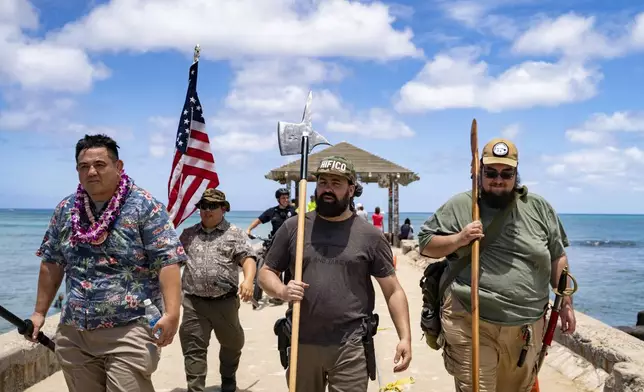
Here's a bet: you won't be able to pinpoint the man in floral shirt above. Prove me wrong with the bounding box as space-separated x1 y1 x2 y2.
28 134 187 392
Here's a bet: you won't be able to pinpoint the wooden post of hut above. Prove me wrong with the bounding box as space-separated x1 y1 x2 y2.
387 175 394 245
393 176 400 247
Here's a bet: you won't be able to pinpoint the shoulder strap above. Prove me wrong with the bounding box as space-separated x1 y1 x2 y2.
435 196 516 304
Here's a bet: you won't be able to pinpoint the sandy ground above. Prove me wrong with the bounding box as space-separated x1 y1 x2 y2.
26 250 590 392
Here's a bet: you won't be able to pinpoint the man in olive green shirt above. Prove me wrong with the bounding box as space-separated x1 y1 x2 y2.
418 138 576 392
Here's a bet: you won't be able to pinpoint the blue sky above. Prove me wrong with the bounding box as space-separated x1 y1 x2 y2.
2 0 644 214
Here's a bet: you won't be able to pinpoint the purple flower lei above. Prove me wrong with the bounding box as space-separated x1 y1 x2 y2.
70 171 131 246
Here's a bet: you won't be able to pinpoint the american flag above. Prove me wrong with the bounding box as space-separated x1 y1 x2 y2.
167 59 219 228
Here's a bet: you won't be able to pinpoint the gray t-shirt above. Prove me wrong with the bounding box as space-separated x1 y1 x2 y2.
264 211 395 345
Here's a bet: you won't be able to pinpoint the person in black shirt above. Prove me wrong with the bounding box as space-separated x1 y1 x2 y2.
399 218 414 240
246 188 297 306
247 188 297 239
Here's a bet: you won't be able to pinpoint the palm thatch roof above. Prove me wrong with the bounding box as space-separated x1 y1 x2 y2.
264 141 420 186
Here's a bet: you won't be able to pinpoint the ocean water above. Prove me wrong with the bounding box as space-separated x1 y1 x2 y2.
1 209 642 334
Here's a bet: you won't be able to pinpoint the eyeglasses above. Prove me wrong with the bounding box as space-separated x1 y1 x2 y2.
484 169 515 180
199 202 222 211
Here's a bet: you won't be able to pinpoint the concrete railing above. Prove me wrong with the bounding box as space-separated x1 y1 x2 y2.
399 239 644 392
0 313 61 392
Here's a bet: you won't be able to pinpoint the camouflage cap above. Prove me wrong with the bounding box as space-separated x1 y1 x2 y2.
198 188 230 211
313 155 357 183
482 138 518 167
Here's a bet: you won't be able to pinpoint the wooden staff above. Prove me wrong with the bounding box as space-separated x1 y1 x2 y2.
288 175 308 391
470 119 481 391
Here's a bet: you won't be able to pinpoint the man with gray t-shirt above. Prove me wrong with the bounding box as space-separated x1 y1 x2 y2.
258 155 413 392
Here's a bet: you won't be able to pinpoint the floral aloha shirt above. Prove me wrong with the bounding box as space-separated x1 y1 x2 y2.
36 182 188 331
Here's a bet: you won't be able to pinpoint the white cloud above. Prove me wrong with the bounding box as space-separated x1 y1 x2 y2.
394 47 601 113
512 13 626 60
440 0 518 40
232 58 347 88
0 95 126 139
512 11 644 61
630 13 644 48
147 115 275 158
543 146 644 186
500 123 520 139
565 111 644 145
222 58 345 120
225 86 342 120
326 108 414 139
225 153 253 167
147 58 347 158
0 97 74 130
547 110 644 189
148 116 177 158
211 57 413 144
0 0 38 28
443 1 486 25
212 131 276 153
51 0 422 61
0 0 109 93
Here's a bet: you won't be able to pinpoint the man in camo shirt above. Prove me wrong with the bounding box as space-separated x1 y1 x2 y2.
178 188 257 392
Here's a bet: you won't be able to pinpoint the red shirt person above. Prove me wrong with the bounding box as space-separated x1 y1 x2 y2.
372 206 384 230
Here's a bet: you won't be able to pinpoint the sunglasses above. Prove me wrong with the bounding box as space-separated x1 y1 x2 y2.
199 202 222 211
484 168 515 180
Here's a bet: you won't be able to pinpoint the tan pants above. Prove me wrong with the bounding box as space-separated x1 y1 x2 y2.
179 294 245 392
285 339 368 392
439 287 545 392
54 322 160 392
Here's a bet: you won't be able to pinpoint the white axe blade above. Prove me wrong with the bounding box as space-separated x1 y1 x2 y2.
277 91 331 157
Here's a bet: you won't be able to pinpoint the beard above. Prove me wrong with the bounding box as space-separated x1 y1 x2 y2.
316 190 351 217
481 187 515 209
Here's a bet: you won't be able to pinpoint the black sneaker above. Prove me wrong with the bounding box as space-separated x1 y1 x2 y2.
221 376 236 392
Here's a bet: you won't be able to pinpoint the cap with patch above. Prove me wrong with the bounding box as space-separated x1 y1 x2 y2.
482 138 518 167
313 155 357 183
198 188 230 211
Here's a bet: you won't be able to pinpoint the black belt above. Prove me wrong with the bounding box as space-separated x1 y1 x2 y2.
187 292 237 301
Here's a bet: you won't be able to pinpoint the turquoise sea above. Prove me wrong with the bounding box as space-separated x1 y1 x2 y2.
1 209 642 334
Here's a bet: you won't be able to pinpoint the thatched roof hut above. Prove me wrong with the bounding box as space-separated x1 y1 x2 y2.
264 141 420 246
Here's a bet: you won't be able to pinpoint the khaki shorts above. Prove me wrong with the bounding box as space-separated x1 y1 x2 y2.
439 287 545 392
54 322 160 392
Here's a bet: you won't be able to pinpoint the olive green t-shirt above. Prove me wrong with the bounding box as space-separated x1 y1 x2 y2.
418 187 568 326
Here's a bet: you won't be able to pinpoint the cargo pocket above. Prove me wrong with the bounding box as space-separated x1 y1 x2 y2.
442 345 457 376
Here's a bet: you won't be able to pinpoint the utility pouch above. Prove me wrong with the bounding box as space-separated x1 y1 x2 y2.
362 313 379 381
273 309 293 370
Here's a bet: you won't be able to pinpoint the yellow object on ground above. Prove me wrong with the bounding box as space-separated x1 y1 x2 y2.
379 377 415 391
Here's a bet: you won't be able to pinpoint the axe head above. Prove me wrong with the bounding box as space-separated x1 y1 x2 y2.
277 91 331 156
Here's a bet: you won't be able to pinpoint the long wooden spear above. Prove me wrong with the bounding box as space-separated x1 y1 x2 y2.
470 119 481 391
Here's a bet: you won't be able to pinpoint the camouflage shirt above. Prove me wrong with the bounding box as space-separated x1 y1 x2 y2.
180 219 256 298
36 180 188 331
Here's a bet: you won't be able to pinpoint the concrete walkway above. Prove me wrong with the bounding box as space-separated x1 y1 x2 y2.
26 251 591 392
